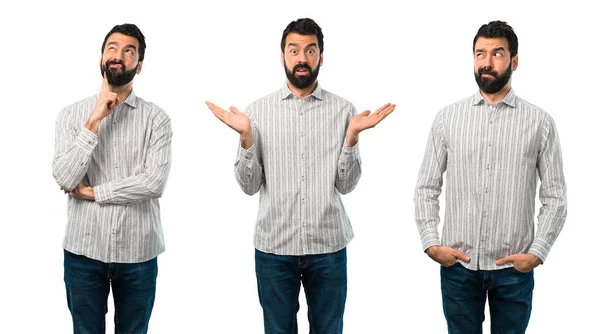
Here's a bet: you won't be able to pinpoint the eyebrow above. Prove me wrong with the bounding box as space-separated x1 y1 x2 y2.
475 47 506 54
106 41 137 51
287 42 318 49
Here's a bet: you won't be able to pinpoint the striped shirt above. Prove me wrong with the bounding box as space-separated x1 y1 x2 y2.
235 84 361 256
415 89 567 270
53 90 172 263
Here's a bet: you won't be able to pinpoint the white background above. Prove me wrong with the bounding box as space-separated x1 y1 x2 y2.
0 0 597 333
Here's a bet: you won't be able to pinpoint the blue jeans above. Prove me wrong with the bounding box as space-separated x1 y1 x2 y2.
441 263 534 334
255 248 347 334
64 250 158 334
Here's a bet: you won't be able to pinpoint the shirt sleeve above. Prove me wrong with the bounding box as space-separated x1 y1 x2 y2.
234 107 264 195
527 114 567 262
52 107 97 191
335 104 362 194
93 118 172 204
414 112 447 252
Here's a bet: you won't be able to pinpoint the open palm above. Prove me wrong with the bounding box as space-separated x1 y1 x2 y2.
206 101 251 135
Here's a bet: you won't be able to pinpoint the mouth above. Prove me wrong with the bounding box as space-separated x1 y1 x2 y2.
295 68 309 76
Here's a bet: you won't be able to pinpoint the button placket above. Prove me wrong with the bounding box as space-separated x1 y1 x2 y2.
298 98 309 254
478 105 497 265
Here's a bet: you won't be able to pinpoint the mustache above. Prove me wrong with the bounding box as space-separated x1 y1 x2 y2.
293 63 312 72
478 67 498 78
105 59 125 69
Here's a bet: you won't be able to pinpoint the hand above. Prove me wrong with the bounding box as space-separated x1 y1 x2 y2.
426 245 471 267
69 180 95 201
206 101 253 149
86 74 119 133
346 103 395 146
496 253 541 272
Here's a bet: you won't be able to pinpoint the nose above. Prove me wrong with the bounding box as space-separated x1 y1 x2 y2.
482 54 493 69
297 51 308 64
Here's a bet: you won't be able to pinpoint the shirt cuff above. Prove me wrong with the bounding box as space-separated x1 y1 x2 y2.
528 238 551 263
420 228 441 252
340 143 360 161
94 183 112 204
237 142 256 162
75 127 98 153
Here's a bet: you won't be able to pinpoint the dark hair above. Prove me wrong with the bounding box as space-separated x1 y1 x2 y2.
280 18 324 54
101 23 146 61
473 21 518 57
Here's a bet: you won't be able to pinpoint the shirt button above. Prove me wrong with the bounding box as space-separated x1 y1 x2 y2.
300 112 304 116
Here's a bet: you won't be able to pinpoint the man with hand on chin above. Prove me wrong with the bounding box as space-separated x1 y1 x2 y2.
207 18 394 334
414 21 567 333
53 23 172 334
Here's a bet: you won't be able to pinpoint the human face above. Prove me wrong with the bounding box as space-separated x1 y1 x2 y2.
473 37 518 94
99 33 143 86
281 33 322 89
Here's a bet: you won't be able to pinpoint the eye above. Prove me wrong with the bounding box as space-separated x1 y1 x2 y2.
494 52 502 57
307 49 316 54
125 49 134 55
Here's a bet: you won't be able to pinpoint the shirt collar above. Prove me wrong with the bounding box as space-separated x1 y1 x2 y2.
95 88 138 109
279 82 324 101
472 88 516 108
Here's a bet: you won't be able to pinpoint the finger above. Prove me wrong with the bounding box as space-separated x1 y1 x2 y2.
375 103 392 113
205 101 226 115
229 106 242 115
377 103 396 117
102 72 110 92
205 101 217 110
452 250 471 262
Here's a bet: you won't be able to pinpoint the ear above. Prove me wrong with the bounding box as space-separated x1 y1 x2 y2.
511 54 518 71
281 52 285 67
136 61 143 74
319 53 324 67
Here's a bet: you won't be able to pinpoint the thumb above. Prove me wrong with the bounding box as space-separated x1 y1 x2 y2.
230 106 241 114
359 110 371 117
495 255 514 265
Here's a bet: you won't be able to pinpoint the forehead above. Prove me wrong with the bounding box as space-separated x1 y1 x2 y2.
474 37 509 51
284 33 319 49
104 32 139 49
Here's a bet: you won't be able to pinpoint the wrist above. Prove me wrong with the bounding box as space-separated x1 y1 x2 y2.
85 115 103 134
426 245 440 256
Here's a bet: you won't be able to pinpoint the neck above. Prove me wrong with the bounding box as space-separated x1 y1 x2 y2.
109 82 134 103
287 80 317 99
481 83 511 106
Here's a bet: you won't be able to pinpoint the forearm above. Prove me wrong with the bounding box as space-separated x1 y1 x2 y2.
335 144 361 194
530 114 567 262
52 127 97 190
234 143 264 195
94 166 170 204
